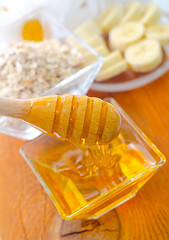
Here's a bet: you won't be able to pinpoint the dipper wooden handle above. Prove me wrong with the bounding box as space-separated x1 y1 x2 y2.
0 95 122 145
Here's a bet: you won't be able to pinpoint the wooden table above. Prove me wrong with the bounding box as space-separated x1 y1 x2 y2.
0 72 169 240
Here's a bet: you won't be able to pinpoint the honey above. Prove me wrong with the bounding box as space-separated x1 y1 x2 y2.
21 98 165 220
31 134 157 220
19 96 165 220
22 20 43 42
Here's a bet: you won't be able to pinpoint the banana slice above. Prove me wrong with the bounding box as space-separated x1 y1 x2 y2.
79 44 109 65
120 1 143 23
67 34 107 52
100 51 123 71
97 4 123 33
93 44 110 56
109 22 145 51
82 44 109 58
77 35 110 60
74 20 101 40
96 60 128 82
146 25 169 45
139 3 162 26
85 35 106 48
124 39 163 73
82 35 109 55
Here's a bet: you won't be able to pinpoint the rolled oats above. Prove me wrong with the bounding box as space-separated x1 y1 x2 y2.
0 40 83 99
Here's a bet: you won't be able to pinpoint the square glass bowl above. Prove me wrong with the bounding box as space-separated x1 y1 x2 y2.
59 0 169 92
20 98 166 220
0 8 103 140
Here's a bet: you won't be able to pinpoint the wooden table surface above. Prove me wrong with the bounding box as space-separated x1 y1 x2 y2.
0 72 169 240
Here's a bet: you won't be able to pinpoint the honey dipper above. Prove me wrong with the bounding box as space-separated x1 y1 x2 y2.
0 95 122 144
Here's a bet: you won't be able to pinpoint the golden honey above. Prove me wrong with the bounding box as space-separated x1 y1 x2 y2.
20 97 165 220
22 20 43 42
32 134 157 220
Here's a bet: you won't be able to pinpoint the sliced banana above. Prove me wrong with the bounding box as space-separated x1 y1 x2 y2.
124 39 163 73
146 25 169 45
86 35 110 56
77 34 110 59
109 22 145 51
120 1 143 23
74 20 101 40
82 44 109 58
85 35 106 47
97 4 123 33
78 44 109 65
139 3 162 26
68 34 108 54
101 51 123 71
78 41 109 56
96 60 128 82
85 35 109 55
93 44 110 56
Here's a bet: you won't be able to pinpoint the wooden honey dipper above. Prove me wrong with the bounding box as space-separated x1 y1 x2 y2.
0 95 122 144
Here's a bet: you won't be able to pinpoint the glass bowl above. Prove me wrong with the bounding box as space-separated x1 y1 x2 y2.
60 0 169 92
0 9 103 140
20 98 166 220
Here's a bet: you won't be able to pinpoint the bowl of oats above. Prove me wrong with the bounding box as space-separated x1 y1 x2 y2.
0 9 103 139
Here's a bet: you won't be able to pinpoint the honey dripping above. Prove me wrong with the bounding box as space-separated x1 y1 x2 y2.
33 135 155 219
26 95 156 219
26 95 122 145
26 95 153 179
